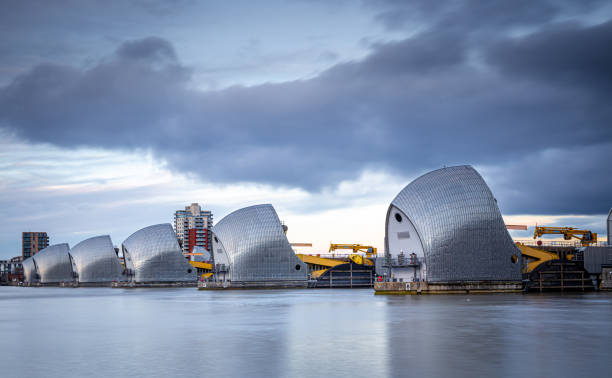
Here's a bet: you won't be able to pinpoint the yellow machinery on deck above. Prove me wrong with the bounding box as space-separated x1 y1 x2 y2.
329 244 377 257
296 254 345 278
189 260 213 280
297 244 377 279
516 243 560 273
189 261 213 270
329 243 376 267
533 226 597 246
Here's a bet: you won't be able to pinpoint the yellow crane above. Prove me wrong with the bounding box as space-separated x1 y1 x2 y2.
329 244 377 257
329 243 376 266
533 226 597 246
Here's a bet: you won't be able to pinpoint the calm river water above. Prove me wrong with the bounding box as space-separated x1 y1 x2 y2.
1 287 611 378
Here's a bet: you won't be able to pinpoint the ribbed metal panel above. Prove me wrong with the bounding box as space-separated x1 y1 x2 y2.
583 246 612 274
389 165 521 282
606 209 612 245
212 204 307 282
33 243 74 283
122 224 196 282
22 257 38 283
70 235 123 283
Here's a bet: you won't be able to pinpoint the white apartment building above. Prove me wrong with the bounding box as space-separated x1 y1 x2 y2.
174 203 213 255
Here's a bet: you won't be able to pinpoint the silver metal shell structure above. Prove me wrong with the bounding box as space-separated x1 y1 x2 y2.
607 209 612 245
22 257 38 283
385 165 521 282
212 204 307 283
122 224 196 282
70 235 123 283
33 243 75 284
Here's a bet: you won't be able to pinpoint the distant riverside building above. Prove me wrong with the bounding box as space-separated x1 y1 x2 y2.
22 232 49 259
174 203 213 256
0 256 24 283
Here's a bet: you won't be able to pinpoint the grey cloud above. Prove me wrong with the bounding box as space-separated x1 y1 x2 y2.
131 0 197 17
371 0 605 33
1 14 612 215
347 31 466 76
1 43 190 146
318 50 339 62
483 142 612 216
487 20 612 92
116 36 178 62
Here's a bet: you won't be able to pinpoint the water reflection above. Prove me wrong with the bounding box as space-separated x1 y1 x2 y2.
383 294 612 378
282 291 389 376
1 287 611 378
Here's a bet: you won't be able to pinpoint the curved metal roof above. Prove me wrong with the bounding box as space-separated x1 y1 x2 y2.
33 243 74 283
606 209 612 245
212 204 307 282
70 235 123 283
122 223 196 282
389 165 521 282
22 257 38 283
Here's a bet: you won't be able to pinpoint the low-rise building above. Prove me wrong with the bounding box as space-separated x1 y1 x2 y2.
0 256 23 284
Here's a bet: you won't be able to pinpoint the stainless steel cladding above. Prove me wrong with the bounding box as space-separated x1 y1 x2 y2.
607 209 612 245
212 204 307 282
122 224 196 282
70 235 123 283
386 165 521 282
582 246 612 274
22 257 38 283
33 243 75 283
211 233 231 282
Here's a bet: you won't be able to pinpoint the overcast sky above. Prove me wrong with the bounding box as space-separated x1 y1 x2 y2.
1 0 611 258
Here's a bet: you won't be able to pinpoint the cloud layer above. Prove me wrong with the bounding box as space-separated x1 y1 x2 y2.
1 1 611 216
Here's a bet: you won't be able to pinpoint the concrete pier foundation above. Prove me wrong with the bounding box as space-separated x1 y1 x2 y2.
198 280 308 290
374 281 522 295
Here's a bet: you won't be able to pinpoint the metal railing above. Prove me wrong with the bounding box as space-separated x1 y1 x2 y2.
381 255 422 267
299 253 379 259
514 239 610 248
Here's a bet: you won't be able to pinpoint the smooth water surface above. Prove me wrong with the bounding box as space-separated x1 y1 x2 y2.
1 287 611 378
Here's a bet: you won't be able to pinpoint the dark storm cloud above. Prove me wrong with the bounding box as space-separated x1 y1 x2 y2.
1 2 611 215
485 143 612 216
116 37 178 62
487 20 612 92
346 31 466 75
1 37 191 146
372 0 604 33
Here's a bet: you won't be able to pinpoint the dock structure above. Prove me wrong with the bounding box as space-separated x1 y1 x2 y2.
296 254 375 288
516 243 612 292
374 281 522 295
602 268 612 290
310 262 374 288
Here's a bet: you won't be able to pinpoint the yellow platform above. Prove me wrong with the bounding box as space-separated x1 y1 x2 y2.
189 261 213 270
